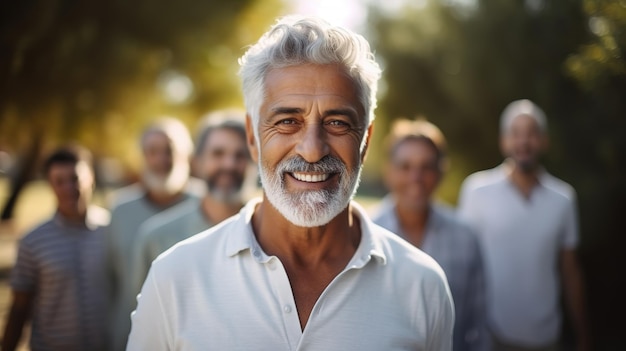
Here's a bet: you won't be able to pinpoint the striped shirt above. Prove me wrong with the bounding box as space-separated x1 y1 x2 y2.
10 206 110 351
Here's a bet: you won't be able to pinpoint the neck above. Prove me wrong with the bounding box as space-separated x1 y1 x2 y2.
146 190 184 208
201 195 243 224
58 207 87 224
505 160 540 199
394 201 430 247
251 198 360 268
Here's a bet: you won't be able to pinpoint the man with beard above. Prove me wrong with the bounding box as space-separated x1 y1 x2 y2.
127 16 454 350
130 110 253 294
2 145 109 351
107 117 201 351
373 119 488 351
458 99 590 351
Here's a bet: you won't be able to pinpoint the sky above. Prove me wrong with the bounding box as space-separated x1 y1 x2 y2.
286 0 370 31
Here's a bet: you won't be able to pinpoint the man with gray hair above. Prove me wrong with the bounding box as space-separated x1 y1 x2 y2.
129 109 253 295
128 16 454 350
458 99 590 351
107 117 202 351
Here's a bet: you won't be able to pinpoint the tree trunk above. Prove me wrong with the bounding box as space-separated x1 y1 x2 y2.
1 134 44 221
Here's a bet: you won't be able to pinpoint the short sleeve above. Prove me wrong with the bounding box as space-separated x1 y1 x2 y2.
561 193 579 249
10 238 38 292
127 267 172 351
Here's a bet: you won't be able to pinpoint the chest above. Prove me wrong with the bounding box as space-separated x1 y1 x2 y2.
34 232 106 283
164 257 432 350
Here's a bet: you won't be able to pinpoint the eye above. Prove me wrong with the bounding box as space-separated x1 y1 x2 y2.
323 119 351 134
274 118 300 133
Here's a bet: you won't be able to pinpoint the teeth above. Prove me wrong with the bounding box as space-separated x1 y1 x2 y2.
292 172 329 182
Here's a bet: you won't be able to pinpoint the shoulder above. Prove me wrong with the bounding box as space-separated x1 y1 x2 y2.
370 194 396 227
461 166 504 193
149 212 242 275
433 204 475 235
368 219 448 285
540 172 577 202
110 192 145 215
87 205 111 227
139 201 197 235
108 183 144 208
19 218 57 246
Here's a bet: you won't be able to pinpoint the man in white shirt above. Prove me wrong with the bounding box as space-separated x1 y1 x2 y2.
130 110 254 294
128 15 454 350
458 99 590 351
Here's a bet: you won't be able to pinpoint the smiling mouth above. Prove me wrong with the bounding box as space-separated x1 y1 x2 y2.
291 172 331 183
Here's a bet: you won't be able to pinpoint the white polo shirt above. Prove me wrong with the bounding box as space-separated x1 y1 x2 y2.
127 198 454 351
458 164 579 347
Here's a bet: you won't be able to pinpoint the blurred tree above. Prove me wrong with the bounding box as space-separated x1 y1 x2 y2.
0 0 283 220
368 0 625 348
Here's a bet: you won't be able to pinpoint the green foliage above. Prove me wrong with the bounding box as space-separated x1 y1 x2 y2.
368 0 626 345
0 0 283 170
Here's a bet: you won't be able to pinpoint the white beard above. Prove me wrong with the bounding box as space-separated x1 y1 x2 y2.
142 160 190 196
258 155 361 227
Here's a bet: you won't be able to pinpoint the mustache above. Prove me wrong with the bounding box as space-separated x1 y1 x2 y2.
207 169 244 185
277 155 346 175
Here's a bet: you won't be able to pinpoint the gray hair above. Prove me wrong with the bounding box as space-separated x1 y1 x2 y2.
141 117 193 157
500 99 548 135
194 109 248 157
238 15 381 147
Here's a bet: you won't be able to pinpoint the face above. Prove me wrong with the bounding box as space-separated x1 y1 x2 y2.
500 114 547 172
386 139 441 211
143 131 173 176
142 130 190 195
247 63 371 227
48 161 94 218
196 128 250 203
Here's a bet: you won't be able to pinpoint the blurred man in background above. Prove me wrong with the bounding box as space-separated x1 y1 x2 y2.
130 109 253 294
458 99 589 351
2 145 110 351
107 117 201 351
373 118 488 351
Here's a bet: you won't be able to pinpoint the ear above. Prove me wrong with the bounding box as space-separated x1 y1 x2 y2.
190 155 201 177
245 114 259 163
541 133 550 152
499 134 507 158
360 124 374 162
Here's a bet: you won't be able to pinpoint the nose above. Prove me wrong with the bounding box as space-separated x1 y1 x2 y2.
221 153 239 170
295 122 330 163
408 167 424 183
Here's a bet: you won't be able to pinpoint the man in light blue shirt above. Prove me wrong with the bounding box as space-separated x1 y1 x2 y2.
373 118 488 351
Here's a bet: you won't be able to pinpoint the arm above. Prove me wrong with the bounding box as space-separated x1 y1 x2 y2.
126 268 171 350
130 228 152 297
466 238 489 351
1 291 34 351
560 249 590 351
426 272 455 351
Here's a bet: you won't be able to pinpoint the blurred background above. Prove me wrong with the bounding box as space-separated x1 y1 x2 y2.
0 0 624 349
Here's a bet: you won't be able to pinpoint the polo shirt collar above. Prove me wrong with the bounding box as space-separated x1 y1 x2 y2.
225 198 387 267
53 205 107 230
498 160 552 188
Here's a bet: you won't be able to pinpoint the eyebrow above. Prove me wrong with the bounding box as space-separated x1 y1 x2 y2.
323 108 358 120
270 107 304 116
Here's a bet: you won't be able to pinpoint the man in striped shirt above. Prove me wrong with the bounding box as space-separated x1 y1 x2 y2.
2 145 110 351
